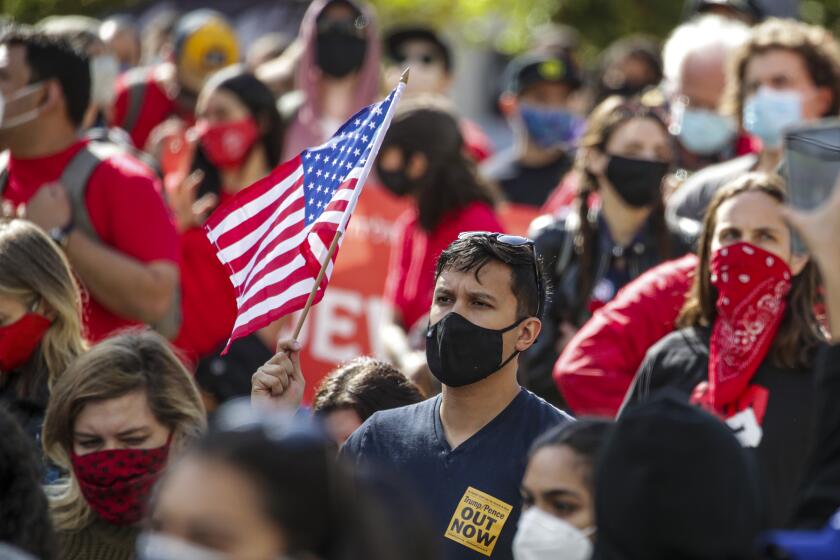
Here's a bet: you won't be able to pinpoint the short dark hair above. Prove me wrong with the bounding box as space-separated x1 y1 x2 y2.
0 25 90 127
313 357 423 421
435 235 544 318
529 419 613 494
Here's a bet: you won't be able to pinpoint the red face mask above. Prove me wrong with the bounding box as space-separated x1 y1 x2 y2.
71 437 172 526
197 118 260 170
0 312 51 371
691 242 792 417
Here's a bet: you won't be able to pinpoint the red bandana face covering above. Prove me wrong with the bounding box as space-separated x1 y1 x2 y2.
0 313 51 371
71 437 172 526
197 117 260 170
691 242 792 417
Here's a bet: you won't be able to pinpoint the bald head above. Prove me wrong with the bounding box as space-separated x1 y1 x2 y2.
100 17 140 68
679 45 728 111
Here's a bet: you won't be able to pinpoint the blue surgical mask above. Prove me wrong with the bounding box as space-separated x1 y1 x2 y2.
677 108 736 156
519 104 584 149
743 88 802 149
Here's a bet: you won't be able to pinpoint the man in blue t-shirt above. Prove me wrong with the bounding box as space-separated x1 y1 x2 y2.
342 233 573 560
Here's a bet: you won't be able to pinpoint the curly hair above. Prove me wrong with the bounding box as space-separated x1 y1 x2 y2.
0 405 57 559
722 18 840 125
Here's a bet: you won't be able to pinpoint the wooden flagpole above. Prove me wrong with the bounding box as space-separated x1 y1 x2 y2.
292 230 343 340
290 68 410 341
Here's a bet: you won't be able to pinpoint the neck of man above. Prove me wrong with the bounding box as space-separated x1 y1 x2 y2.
756 146 782 173
7 117 78 159
319 73 359 124
516 134 565 167
220 147 270 195
599 185 653 248
439 360 521 450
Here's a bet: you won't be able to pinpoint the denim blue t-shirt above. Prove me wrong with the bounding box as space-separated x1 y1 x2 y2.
341 389 572 560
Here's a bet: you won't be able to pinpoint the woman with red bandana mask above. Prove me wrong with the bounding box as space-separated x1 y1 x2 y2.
41 330 206 560
624 172 824 528
0 219 86 450
166 66 285 384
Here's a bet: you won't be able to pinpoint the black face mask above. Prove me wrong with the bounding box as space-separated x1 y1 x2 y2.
605 155 669 208
316 29 367 78
426 312 524 387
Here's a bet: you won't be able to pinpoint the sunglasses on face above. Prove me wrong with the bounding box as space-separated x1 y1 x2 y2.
456 231 544 317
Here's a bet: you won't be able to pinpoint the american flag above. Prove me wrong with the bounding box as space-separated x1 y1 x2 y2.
205 81 405 352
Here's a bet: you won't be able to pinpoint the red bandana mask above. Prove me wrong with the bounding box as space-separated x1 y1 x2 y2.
71 438 171 526
0 313 51 371
197 118 260 170
691 242 792 418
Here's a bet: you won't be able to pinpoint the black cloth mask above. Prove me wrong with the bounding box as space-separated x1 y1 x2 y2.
426 312 524 387
316 29 367 78
604 155 668 208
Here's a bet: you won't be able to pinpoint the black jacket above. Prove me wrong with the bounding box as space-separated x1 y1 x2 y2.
521 209 692 406
626 327 820 528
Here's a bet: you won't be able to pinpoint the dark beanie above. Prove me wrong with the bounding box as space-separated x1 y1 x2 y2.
592 391 763 560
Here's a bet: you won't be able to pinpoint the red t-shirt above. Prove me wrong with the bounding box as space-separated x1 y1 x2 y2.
385 202 503 332
112 68 177 150
173 226 238 361
4 140 180 341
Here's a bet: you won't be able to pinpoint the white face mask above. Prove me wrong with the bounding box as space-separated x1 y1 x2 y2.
136 532 298 560
0 81 46 130
512 507 594 560
90 54 119 107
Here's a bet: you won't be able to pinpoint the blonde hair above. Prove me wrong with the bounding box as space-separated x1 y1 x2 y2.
0 219 86 395
42 330 206 531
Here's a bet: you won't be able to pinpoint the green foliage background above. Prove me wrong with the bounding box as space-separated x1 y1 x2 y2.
4 0 840 58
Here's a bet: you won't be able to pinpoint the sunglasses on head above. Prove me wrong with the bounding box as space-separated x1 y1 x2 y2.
456 231 544 317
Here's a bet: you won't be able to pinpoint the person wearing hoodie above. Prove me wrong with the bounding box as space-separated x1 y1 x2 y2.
592 393 762 560
280 0 381 160
625 172 825 528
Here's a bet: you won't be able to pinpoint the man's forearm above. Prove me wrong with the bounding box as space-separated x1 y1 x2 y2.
64 230 178 324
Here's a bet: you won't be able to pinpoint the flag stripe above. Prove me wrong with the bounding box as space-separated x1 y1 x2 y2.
206 82 405 353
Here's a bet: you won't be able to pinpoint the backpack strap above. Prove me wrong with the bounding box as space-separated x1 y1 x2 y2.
120 71 149 135
60 142 183 339
59 142 123 242
0 150 10 197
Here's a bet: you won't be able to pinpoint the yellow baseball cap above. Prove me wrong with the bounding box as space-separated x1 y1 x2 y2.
174 10 239 93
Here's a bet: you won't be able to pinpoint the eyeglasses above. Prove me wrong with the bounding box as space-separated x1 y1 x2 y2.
456 231 544 317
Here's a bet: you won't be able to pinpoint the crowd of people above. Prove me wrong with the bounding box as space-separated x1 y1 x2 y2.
1 0 840 558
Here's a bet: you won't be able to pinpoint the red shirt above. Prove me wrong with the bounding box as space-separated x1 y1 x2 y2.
112 68 177 149
173 225 238 361
4 140 180 341
385 202 503 331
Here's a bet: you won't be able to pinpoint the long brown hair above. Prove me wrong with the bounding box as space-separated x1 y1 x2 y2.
42 330 206 531
573 94 673 322
0 219 86 396
678 173 823 367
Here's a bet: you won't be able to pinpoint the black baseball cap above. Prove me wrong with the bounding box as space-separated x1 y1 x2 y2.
384 25 452 72
504 50 582 95
693 0 764 21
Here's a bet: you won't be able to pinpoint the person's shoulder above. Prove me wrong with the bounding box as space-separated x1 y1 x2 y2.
479 148 518 181
646 326 709 363
519 389 575 426
90 143 157 183
682 154 758 191
343 398 437 457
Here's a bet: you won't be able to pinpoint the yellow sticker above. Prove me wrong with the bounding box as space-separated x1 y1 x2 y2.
444 486 513 557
